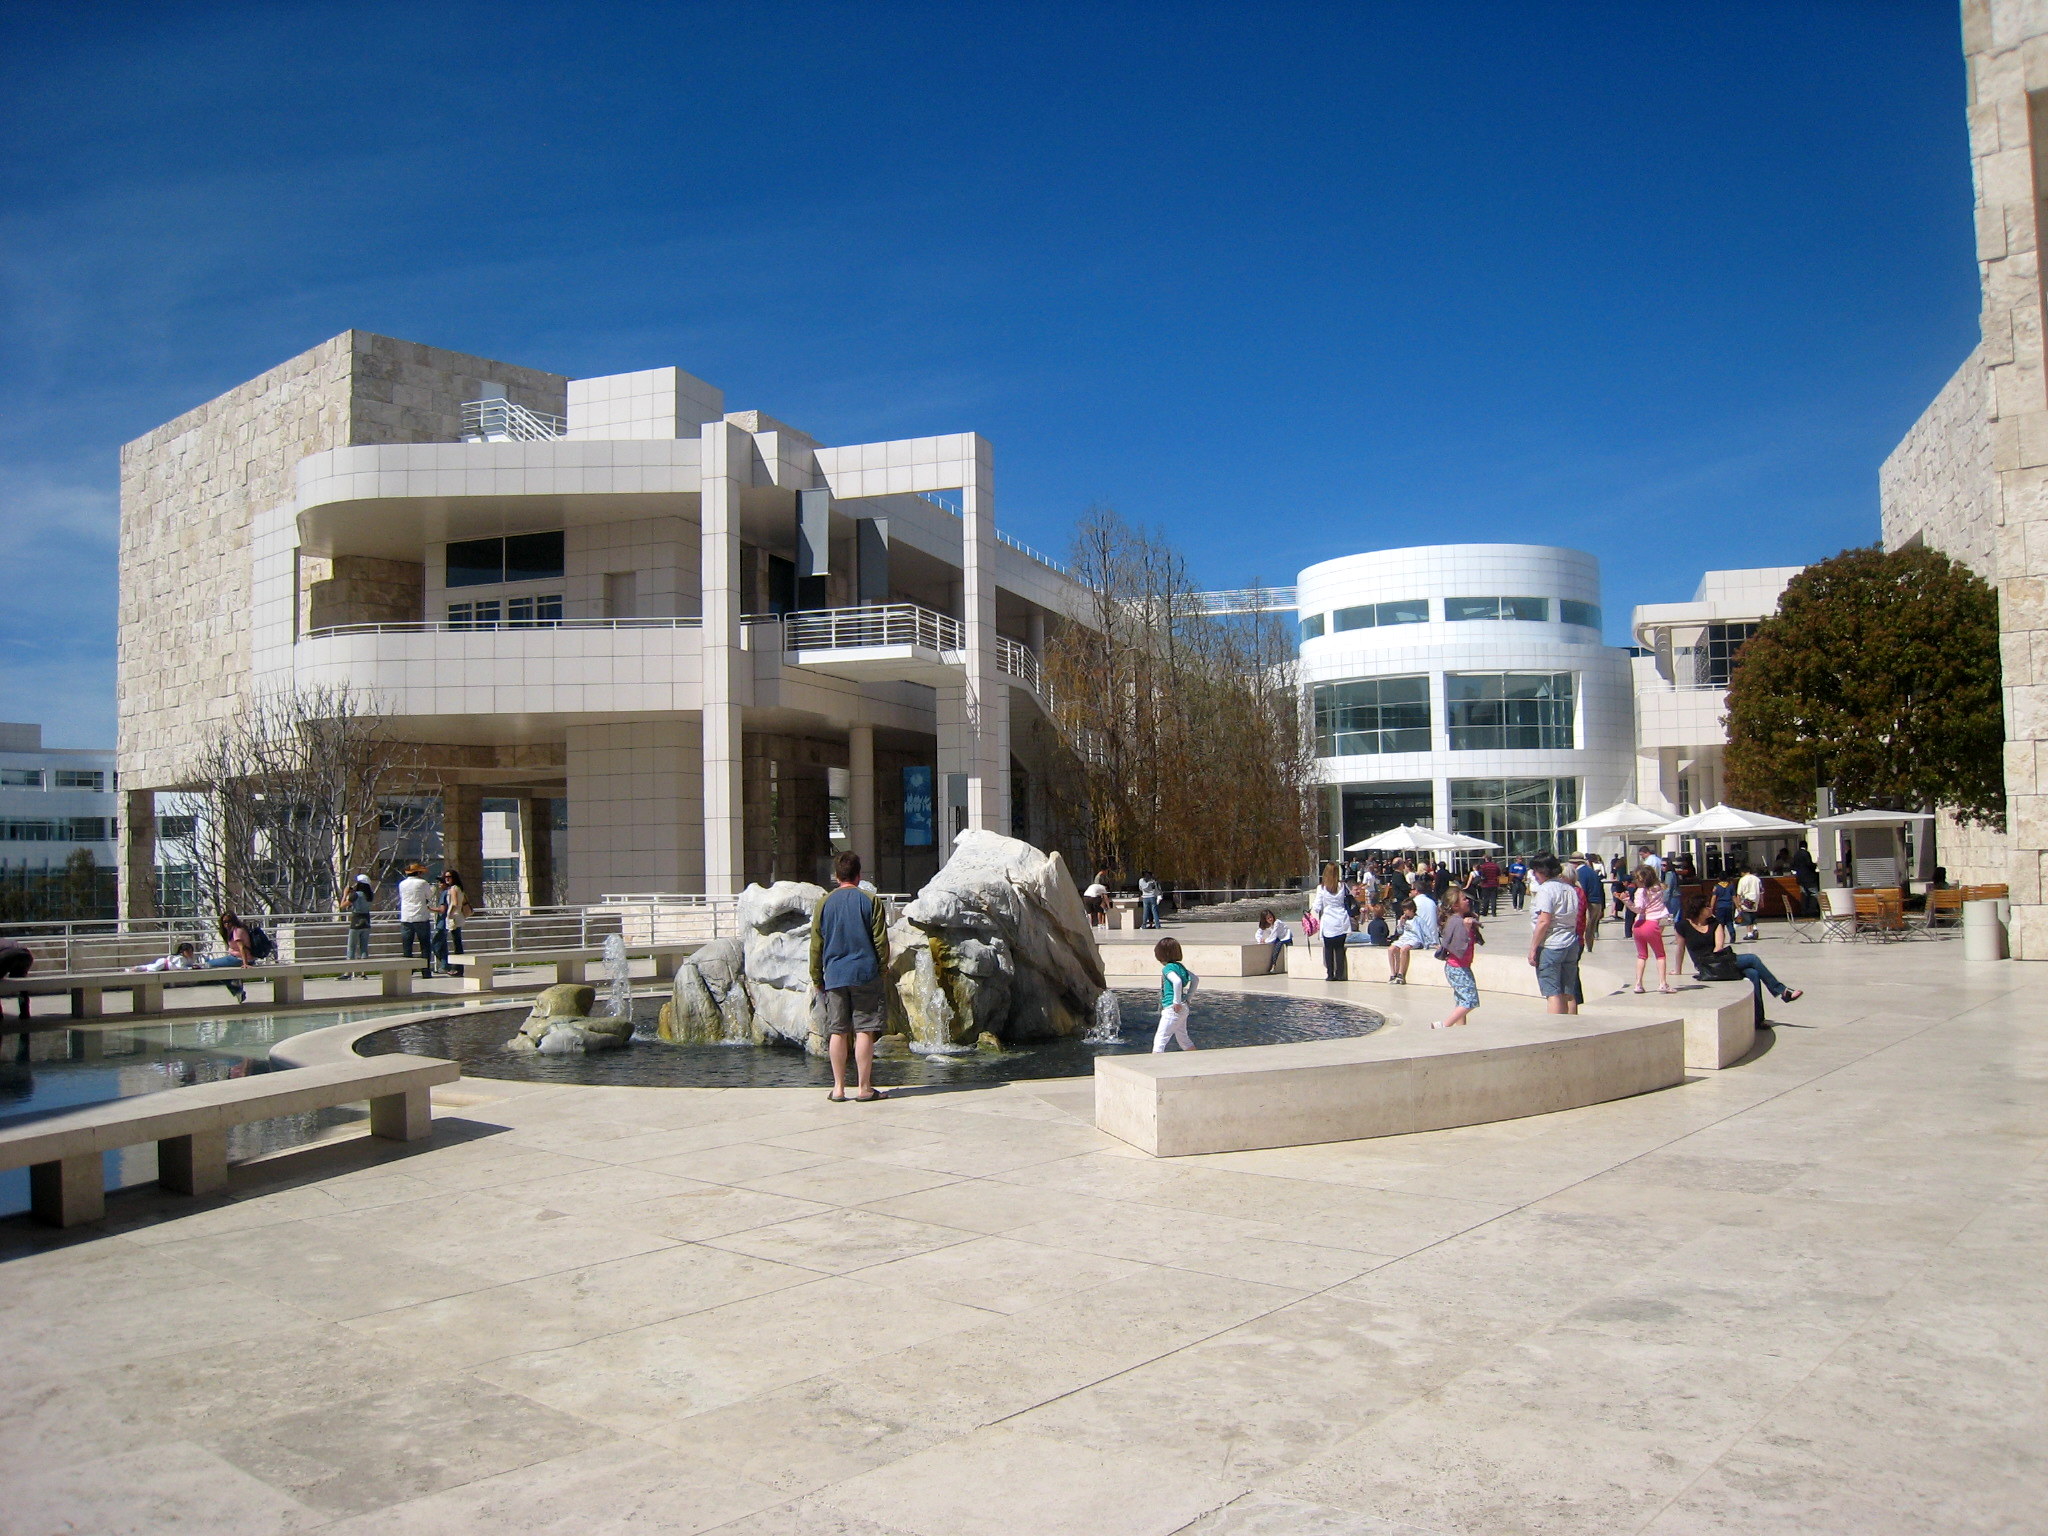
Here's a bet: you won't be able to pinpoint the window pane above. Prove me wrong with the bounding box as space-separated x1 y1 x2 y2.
1444 597 1500 622
446 537 504 588
1450 777 1579 857
54 771 104 790
1502 597 1548 621
504 531 565 582
1300 614 1325 640
1445 672 1575 750
1701 621 1761 687
1559 599 1601 629
0 769 42 787
1333 606 1375 632
537 594 563 623
507 596 535 625
1376 599 1429 625
1313 675 1432 757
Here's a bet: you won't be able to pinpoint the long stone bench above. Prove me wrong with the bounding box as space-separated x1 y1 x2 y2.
1281 945 1757 1070
0 1053 459 1225
1096 939 1287 980
0 955 438 1020
444 943 692 992
1095 1010 1685 1157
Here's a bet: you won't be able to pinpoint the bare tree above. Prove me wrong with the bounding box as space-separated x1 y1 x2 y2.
165 684 436 918
1045 508 1316 889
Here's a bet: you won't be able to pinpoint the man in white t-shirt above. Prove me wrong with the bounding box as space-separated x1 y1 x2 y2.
1526 853 1582 1015
397 863 435 977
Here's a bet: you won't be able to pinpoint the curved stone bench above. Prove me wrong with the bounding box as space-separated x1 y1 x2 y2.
1094 1010 1685 1157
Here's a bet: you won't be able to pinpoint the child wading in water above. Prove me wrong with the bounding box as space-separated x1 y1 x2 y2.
1431 889 1483 1029
1153 936 1199 1052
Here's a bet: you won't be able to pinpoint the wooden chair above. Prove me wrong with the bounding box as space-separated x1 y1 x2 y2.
1853 889 1906 941
1818 887 1859 942
1912 886 1966 934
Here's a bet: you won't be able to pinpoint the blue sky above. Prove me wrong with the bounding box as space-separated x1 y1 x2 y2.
0 1 1978 746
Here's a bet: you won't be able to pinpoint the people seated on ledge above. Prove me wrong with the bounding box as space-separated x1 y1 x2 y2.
1678 894 1802 1025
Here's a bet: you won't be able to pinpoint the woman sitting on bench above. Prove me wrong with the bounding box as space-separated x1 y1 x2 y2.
1678 894 1802 1024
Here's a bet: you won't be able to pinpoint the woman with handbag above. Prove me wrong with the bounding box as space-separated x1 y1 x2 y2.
1628 867 1676 994
1306 863 1353 981
1678 895 1802 1025
1430 889 1483 1029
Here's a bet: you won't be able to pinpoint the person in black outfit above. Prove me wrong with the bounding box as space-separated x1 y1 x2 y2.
0 941 32 1020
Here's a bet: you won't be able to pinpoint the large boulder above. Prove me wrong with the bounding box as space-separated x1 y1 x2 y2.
659 936 754 1044
505 982 635 1054
889 831 1105 1049
739 880 827 1051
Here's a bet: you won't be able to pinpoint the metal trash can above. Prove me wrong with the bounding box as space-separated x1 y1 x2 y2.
1963 898 2008 961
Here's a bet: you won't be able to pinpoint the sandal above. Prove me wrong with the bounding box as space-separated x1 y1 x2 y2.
1658 986 1677 994
827 1091 848 1103
1781 989 1802 1003
853 1088 888 1102
1632 985 1645 994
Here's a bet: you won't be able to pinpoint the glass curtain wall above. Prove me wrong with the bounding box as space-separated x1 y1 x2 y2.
1450 778 1581 856
1445 672 1576 750
1313 676 1431 757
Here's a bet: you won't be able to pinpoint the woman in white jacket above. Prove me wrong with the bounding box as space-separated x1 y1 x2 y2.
1307 862 1354 981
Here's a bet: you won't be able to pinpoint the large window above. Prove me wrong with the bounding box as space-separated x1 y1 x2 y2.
54 770 104 791
1559 600 1601 630
1445 672 1575 750
1445 596 1549 622
1 817 110 842
448 595 563 629
1340 781 1435 851
0 768 41 788
1450 778 1580 857
1299 613 1325 640
1701 621 1761 687
446 531 565 588
1332 598 1429 632
1313 676 1432 757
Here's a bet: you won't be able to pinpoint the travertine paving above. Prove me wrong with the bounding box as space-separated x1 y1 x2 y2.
2 936 2041 1534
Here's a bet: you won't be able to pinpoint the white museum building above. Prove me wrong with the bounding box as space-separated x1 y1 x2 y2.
116 332 1087 913
0 723 119 874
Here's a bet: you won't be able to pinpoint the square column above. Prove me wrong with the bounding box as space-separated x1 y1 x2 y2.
564 720 705 902
700 420 748 895
441 783 484 887
518 793 556 908
959 440 1010 833
120 789 156 920
849 724 877 873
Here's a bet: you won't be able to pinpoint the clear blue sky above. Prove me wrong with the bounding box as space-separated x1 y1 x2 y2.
0 1 1979 746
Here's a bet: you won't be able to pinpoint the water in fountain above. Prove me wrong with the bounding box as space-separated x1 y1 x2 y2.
1084 989 1123 1043
599 933 633 1022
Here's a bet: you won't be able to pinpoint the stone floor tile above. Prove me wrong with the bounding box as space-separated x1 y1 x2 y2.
701 1205 976 1272
1177 1492 1448 1536
202 1373 614 1516
739 1157 962 1206
314 1439 788 1536
145 1221 499 1321
635 1139 838 1184
607 1181 838 1240
814 1423 1243 1536
2 1439 327 1535
849 1233 1147 1313
339 1241 820 1366
306 1187 679 1284
855 1176 1125 1234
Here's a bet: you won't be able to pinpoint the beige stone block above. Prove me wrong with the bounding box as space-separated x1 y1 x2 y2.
2005 738 2039 790
1991 414 2024 472
2000 576 2048 630
2004 680 2048 741
2015 854 2044 905
2007 792 2048 850
1971 99 2008 156
2008 902 2048 960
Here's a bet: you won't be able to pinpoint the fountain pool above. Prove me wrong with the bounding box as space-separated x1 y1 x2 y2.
356 987 1384 1089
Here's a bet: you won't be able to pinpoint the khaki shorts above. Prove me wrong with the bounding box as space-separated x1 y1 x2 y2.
823 980 885 1036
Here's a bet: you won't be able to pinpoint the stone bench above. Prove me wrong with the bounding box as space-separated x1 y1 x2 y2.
1094 1011 1686 1157
0 955 437 1020
0 1054 459 1225
444 943 691 993
1096 939 1285 980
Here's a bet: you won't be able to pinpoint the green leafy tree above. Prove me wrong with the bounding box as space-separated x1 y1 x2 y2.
1724 545 2003 827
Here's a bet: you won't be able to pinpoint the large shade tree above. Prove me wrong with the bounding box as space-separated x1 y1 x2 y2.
1724 545 2003 827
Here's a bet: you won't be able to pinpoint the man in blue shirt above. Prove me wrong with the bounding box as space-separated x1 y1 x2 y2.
1572 854 1606 953
809 852 892 1102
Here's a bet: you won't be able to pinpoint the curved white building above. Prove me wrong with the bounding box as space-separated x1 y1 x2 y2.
1296 544 1634 859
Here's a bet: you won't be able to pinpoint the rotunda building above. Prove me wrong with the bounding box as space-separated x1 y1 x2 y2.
1296 543 1634 861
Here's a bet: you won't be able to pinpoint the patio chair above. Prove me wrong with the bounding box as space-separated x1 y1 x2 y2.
1853 888 1906 941
1912 886 1965 935
1818 887 1859 942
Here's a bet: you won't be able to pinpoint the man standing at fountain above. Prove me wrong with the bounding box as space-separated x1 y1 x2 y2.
810 851 892 1102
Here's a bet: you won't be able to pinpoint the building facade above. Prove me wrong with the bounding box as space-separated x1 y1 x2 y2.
117 332 1086 913
0 723 118 877
1629 566 1804 824
1297 544 1634 859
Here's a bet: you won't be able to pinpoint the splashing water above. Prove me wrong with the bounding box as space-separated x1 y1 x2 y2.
1084 990 1123 1043
599 933 633 1020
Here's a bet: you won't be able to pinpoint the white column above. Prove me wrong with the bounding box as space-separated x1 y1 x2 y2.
849 724 876 874
1026 610 1046 657
960 439 1009 832
701 420 748 895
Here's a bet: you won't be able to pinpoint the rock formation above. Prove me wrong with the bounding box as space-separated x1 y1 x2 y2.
657 936 753 1044
889 831 1105 1050
658 881 827 1051
505 982 637 1054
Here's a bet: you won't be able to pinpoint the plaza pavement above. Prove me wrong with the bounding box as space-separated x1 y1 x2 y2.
0 926 2041 1535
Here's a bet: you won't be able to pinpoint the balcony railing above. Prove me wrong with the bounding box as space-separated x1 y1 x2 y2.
784 603 964 654
304 617 704 640
460 397 568 443
997 635 1042 694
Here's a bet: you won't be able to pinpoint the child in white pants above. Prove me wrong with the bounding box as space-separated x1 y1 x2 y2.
1153 936 1199 1052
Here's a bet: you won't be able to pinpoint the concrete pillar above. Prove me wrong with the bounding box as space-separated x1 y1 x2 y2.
849 724 876 874
564 721 705 903
119 789 156 920
959 440 1009 833
701 420 748 895
518 793 556 908
1027 610 1046 657
441 783 484 887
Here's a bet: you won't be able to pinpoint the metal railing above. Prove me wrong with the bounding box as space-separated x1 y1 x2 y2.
1190 588 1299 615
997 635 1042 694
996 530 1071 576
784 603 964 654
304 616 704 640
459 397 567 442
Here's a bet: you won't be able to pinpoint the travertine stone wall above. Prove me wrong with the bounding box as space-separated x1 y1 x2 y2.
1881 345 1998 579
306 556 425 630
117 331 565 791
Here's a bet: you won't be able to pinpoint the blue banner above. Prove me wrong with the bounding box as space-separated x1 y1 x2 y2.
903 765 934 847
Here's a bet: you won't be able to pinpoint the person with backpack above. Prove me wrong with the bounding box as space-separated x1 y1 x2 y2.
1431 889 1483 1029
340 874 374 975
205 910 255 1002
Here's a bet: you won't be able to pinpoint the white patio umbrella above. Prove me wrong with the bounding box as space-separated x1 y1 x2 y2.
1809 809 1936 830
1559 800 1673 835
1657 804 1809 836
1435 830 1504 852
1344 824 1469 852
